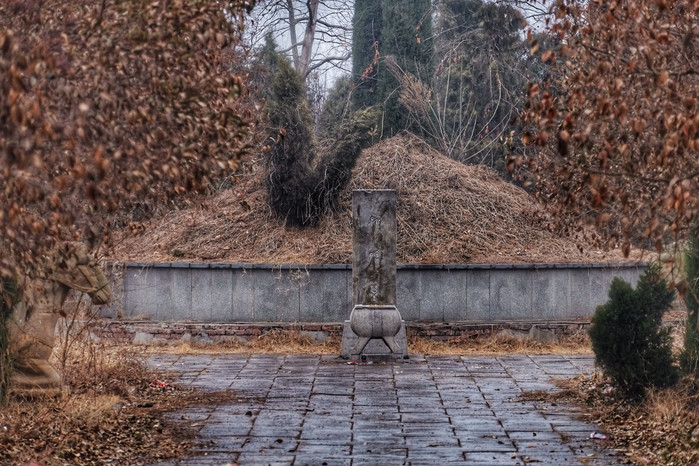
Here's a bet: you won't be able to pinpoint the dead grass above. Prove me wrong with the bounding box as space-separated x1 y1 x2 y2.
110 134 642 265
149 329 342 355
408 331 593 356
137 328 593 356
0 339 221 465
526 372 699 466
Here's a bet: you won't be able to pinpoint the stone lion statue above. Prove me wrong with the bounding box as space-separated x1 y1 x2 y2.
5 243 111 393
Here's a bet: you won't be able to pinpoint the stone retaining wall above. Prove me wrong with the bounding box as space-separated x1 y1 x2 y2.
112 262 646 323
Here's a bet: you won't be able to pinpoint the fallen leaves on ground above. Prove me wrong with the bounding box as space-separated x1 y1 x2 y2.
0 349 236 466
522 372 699 465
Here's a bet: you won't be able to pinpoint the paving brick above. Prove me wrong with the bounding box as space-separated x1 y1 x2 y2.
152 353 622 465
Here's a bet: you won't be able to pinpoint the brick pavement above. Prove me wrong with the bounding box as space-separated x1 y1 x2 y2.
150 354 620 465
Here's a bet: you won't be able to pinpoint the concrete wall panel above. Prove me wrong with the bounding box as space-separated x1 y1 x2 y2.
231 269 255 321
465 270 491 321
156 268 191 321
253 269 301 322
419 270 444 321
490 270 532 320
123 267 158 318
532 269 570 320
300 269 349 322
397 270 421 320
568 269 591 319
436 270 467 322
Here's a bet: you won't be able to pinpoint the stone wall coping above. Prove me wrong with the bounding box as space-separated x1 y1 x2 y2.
121 261 647 271
101 319 592 326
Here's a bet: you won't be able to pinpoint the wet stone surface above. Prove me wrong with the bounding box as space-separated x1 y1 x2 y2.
150 354 620 465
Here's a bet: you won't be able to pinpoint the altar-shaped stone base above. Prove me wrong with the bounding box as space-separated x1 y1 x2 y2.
340 317 408 362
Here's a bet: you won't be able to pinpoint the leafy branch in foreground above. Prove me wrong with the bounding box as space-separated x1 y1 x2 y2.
516 0 698 253
0 0 256 281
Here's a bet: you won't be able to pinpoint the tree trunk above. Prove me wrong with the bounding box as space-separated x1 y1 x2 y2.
286 0 300 70
298 0 319 76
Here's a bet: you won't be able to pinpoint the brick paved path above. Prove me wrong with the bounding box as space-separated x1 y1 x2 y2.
150 354 619 465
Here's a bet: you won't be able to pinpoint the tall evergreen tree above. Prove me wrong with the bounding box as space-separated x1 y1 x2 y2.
430 0 530 171
351 0 433 138
351 0 383 112
378 0 434 137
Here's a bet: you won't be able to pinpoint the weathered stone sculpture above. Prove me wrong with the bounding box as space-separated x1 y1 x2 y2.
341 190 407 360
7 244 111 393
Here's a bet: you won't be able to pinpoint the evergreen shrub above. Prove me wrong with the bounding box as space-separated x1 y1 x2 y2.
589 263 679 399
682 227 699 375
0 276 19 403
266 57 379 226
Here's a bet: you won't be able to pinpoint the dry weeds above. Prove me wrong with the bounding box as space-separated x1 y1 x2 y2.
0 341 225 466
150 329 342 355
408 331 593 356
137 328 593 356
524 373 699 466
110 134 642 264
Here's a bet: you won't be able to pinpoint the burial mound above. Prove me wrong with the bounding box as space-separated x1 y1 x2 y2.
111 134 630 264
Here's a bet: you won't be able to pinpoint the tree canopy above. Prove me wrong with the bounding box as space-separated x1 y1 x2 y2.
351 0 433 138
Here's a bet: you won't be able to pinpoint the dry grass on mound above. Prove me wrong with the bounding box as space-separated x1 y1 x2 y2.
111 134 634 265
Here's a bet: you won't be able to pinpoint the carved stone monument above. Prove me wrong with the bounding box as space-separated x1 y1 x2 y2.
6 244 111 395
340 190 408 360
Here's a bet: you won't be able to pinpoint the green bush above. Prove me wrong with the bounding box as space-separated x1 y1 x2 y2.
0 276 20 404
266 57 379 226
682 228 699 375
589 263 679 399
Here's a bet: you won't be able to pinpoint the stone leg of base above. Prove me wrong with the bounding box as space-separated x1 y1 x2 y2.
340 320 408 361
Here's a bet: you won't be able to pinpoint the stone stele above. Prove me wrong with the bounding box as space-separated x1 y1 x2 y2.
340 190 407 360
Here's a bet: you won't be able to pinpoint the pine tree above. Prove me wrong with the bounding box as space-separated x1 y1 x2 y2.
378 0 433 137
431 0 530 171
351 0 433 138
351 0 383 112
266 56 380 226
589 263 679 399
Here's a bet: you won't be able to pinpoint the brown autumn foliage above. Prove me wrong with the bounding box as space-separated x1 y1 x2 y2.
516 0 699 254
0 0 256 282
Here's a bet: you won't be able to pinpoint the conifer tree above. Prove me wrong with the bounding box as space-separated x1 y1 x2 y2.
351 0 383 112
378 0 433 137
351 0 433 138
589 263 679 399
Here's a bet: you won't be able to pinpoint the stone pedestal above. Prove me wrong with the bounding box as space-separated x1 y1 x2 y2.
340 190 408 361
340 318 408 360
